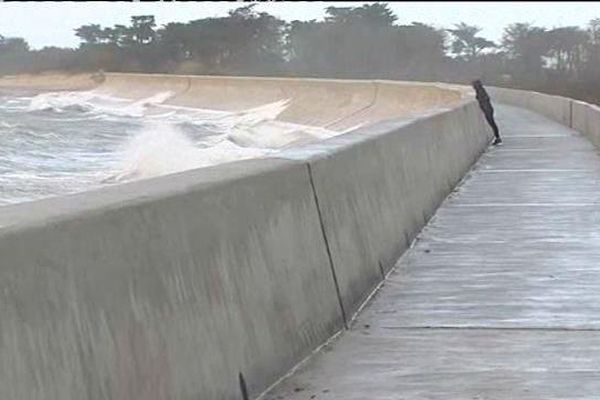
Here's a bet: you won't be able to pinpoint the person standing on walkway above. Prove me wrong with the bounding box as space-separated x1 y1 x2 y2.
472 79 502 145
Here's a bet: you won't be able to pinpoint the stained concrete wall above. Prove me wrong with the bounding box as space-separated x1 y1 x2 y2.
0 77 490 399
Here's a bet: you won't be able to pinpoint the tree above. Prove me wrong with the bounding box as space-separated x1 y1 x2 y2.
589 18 600 47
130 15 156 45
0 37 29 53
218 5 287 74
152 6 288 75
156 22 190 64
100 27 121 46
502 23 549 83
113 25 136 47
288 3 405 78
546 27 588 77
447 23 496 61
583 18 600 80
74 24 103 45
325 3 396 26
0 36 31 75
396 22 447 79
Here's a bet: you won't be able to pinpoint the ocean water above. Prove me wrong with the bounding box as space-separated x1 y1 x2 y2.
0 89 347 206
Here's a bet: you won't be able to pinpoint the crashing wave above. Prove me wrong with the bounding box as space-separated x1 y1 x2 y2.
104 122 270 182
5 91 353 203
26 90 174 117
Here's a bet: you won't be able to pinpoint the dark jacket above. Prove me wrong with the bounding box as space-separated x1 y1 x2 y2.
474 85 493 113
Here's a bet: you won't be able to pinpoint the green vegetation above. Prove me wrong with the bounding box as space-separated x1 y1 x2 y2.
1 3 600 104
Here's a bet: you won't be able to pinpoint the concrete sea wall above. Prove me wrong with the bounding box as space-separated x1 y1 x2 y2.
572 100 600 148
0 159 344 400
96 73 466 131
0 72 466 131
279 102 489 320
0 75 491 399
487 86 572 126
488 86 600 148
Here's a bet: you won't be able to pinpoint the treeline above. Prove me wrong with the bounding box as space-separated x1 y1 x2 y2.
1 3 600 104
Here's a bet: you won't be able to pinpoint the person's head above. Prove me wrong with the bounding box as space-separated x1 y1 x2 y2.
471 79 483 89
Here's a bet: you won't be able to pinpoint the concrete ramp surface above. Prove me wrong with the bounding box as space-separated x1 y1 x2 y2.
265 104 600 399
95 74 466 132
0 73 465 131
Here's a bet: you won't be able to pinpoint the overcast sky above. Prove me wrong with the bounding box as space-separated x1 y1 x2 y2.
0 2 598 50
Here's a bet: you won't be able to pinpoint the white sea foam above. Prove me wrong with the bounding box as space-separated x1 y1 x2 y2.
26 90 174 117
228 120 338 149
100 98 347 182
117 91 175 117
0 120 19 129
0 89 354 204
107 122 270 182
27 91 98 112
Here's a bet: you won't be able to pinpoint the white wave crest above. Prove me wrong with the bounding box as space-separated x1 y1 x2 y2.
228 120 339 149
106 122 269 182
16 93 351 189
0 120 19 129
27 91 97 112
26 90 174 117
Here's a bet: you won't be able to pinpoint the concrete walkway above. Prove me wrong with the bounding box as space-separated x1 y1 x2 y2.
265 105 600 399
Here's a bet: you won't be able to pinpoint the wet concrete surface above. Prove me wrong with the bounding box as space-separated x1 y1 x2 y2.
264 105 600 399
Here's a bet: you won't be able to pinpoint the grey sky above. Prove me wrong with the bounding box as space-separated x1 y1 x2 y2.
0 1 599 50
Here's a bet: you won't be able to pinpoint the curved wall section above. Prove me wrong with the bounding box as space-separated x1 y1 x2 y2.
96 73 466 130
572 100 600 147
487 86 572 126
487 85 600 150
0 75 490 399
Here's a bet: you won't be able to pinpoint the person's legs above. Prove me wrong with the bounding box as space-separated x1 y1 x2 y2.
484 110 502 144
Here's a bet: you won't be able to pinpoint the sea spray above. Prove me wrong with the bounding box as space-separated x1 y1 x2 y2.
108 122 269 182
26 90 175 117
0 90 349 204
